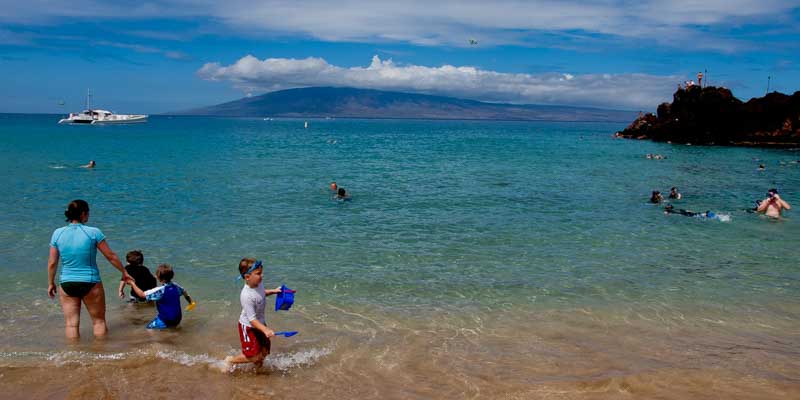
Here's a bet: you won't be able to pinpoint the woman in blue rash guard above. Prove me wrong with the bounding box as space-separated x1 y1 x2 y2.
47 200 132 339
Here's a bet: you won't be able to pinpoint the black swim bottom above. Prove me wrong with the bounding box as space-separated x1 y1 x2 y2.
61 282 97 298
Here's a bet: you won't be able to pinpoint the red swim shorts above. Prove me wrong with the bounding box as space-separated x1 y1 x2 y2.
238 323 271 358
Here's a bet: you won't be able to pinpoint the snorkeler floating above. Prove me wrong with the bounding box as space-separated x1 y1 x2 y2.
664 204 723 220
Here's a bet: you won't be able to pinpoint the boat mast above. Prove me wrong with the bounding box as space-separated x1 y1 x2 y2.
86 89 92 110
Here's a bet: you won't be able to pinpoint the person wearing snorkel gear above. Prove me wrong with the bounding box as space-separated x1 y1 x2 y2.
664 204 717 219
225 258 283 368
650 190 663 204
757 188 791 218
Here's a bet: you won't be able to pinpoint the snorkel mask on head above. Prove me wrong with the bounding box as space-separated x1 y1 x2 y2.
236 260 262 281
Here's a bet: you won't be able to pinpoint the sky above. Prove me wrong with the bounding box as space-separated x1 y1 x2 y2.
1 0 799 114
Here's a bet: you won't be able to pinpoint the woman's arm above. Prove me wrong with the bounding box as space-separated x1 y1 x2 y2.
47 246 59 298
97 240 131 282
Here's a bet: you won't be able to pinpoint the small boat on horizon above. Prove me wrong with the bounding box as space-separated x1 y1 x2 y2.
58 90 147 125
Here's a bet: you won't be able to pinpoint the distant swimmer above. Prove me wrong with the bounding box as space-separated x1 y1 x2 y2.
335 187 351 201
330 182 338 192
650 190 663 204
81 160 96 168
756 188 791 218
669 187 682 200
758 164 765 171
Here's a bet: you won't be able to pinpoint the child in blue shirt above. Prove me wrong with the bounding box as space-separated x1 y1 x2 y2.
127 264 195 329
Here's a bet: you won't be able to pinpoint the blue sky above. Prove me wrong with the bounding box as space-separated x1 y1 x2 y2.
1 0 798 113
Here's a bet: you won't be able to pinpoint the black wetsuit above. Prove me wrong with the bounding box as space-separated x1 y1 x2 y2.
125 264 157 301
665 208 701 217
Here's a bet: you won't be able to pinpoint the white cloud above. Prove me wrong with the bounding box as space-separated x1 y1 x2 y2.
0 1 796 52
198 55 680 109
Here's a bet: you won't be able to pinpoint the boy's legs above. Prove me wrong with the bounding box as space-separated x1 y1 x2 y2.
227 323 268 366
59 288 82 340
82 283 107 337
225 353 264 365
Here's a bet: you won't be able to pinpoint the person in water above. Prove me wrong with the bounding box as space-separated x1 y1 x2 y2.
650 190 663 203
226 258 283 369
336 187 351 200
125 264 194 329
117 250 157 303
81 160 96 168
330 182 338 192
669 187 682 200
664 204 718 219
756 188 791 218
48 199 131 339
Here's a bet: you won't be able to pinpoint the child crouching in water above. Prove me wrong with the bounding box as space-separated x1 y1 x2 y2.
127 264 194 329
226 258 283 368
118 250 157 302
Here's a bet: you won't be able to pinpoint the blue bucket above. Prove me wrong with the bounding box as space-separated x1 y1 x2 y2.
275 284 295 311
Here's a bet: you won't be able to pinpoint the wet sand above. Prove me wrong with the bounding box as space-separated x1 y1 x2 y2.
2 301 798 399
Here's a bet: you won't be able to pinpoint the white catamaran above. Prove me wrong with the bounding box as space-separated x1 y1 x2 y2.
58 90 147 124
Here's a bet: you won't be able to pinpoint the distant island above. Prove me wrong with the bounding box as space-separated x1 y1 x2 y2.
170 87 636 122
615 86 800 147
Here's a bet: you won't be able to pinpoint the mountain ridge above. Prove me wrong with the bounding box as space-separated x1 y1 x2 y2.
170 87 636 122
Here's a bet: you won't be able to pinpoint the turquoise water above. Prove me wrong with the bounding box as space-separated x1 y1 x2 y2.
1 114 798 398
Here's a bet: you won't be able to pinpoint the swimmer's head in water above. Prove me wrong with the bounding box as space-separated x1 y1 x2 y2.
330 182 337 191
768 188 778 198
337 188 346 197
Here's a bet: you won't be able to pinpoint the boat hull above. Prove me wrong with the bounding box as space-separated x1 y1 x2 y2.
58 115 148 124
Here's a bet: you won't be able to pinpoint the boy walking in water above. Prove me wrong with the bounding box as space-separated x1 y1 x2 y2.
226 258 283 368
127 264 194 329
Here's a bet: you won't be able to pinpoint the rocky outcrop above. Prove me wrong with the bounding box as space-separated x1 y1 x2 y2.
615 86 800 147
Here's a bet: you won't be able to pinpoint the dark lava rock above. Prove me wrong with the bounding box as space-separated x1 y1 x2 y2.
615 86 800 147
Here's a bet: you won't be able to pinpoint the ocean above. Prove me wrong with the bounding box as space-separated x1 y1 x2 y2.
1 114 798 398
